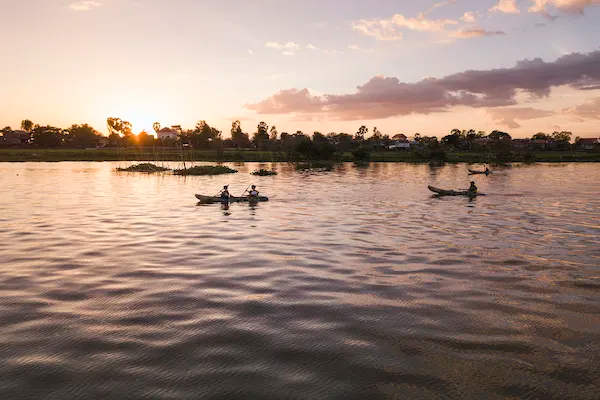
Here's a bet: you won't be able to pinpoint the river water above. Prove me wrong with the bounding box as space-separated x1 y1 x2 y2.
0 162 598 399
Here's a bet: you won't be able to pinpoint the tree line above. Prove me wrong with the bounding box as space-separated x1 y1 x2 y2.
1 118 590 158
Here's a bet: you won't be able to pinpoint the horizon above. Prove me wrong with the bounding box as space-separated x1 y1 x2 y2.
2 0 600 138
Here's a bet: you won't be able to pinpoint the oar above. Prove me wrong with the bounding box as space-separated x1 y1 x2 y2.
214 184 229 197
239 184 251 197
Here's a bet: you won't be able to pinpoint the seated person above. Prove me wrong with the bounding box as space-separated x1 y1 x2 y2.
247 185 259 197
219 185 230 200
468 181 477 195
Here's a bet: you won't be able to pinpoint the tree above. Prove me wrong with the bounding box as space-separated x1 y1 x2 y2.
369 127 383 148
488 130 512 141
442 132 461 147
21 120 34 133
551 131 572 143
355 125 368 142
153 122 161 134
107 117 123 136
532 132 551 141
231 120 250 148
253 122 270 150
269 126 278 141
552 131 572 150
67 124 101 148
32 125 64 147
187 120 222 149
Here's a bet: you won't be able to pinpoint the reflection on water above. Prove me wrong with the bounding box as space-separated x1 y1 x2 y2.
0 162 599 399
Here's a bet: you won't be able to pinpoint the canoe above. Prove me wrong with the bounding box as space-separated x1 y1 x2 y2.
428 185 477 197
468 169 491 175
195 194 269 204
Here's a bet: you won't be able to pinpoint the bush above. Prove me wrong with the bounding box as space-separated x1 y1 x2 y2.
252 169 278 176
173 165 238 175
117 163 170 172
351 146 371 162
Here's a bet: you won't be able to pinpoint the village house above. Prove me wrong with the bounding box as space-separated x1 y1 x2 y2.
156 127 179 140
1 130 32 146
389 134 410 150
575 138 599 150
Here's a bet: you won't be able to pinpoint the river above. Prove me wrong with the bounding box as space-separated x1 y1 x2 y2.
0 162 598 399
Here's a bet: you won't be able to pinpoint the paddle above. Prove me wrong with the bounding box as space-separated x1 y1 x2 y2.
214 184 229 197
239 184 251 198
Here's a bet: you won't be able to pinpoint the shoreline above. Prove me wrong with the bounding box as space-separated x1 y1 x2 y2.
1 149 599 163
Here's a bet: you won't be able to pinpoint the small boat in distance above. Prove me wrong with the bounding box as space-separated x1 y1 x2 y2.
195 194 269 204
428 185 479 197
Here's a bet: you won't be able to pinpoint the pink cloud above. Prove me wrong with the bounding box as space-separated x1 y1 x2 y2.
562 97 600 119
486 107 554 128
450 28 506 38
490 0 521 14
529 0 600 14
245 50 600 121
352 12 458 41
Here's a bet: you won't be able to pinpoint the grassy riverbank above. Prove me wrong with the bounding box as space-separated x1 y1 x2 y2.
1 148 599 163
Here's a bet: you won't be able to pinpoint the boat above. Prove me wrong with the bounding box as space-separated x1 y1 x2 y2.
195 194 269 204
428 185 478 197
468 169 491 175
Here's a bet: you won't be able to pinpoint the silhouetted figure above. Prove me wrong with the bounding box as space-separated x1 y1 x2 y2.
468 181 478 196
219 185 230 201
247 185 259 197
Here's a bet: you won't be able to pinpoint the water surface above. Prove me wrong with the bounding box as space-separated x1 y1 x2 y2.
0 162 598 399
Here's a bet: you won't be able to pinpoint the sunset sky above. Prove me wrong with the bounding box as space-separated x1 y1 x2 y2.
1 0 599 138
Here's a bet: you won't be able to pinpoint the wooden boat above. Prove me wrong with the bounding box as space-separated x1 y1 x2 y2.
468 169 491 175
195 194 269 204
428 185 477 197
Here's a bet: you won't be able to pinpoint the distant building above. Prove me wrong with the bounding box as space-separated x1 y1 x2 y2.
157 127 179 140
512 139 532 149
1 130 31 145
389 133 410 150
576 138 599 150
98 137 109 147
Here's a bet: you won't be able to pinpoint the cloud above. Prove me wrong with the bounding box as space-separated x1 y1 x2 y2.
486 107 554 128
562 97 600 119
265 42 299 50
450 28 506 38
306 44 318 50
529 0 600 14
461 12 477 22
420 0 458 18
490 0 521 13
348 44 376 53
245 50 600 121
352 12 458 40
265 41 300 56
245 89 326 115
248 49 253 55
68 1 102 11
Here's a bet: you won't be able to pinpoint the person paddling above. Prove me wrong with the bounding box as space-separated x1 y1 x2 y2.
219 185 230 201
247 185 259 198
484 166 490 174
468 181 478 196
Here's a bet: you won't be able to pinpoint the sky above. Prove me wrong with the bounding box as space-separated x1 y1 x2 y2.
1 0 599 138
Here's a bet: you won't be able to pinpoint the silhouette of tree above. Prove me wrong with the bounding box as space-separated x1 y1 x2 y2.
532 132 551 141
21 120 34 133
67 124 101 148
489 130 512 140
355 125 368 142
231 120 250 148
32 125 63 147
153 122 161 134
253 122 270 150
